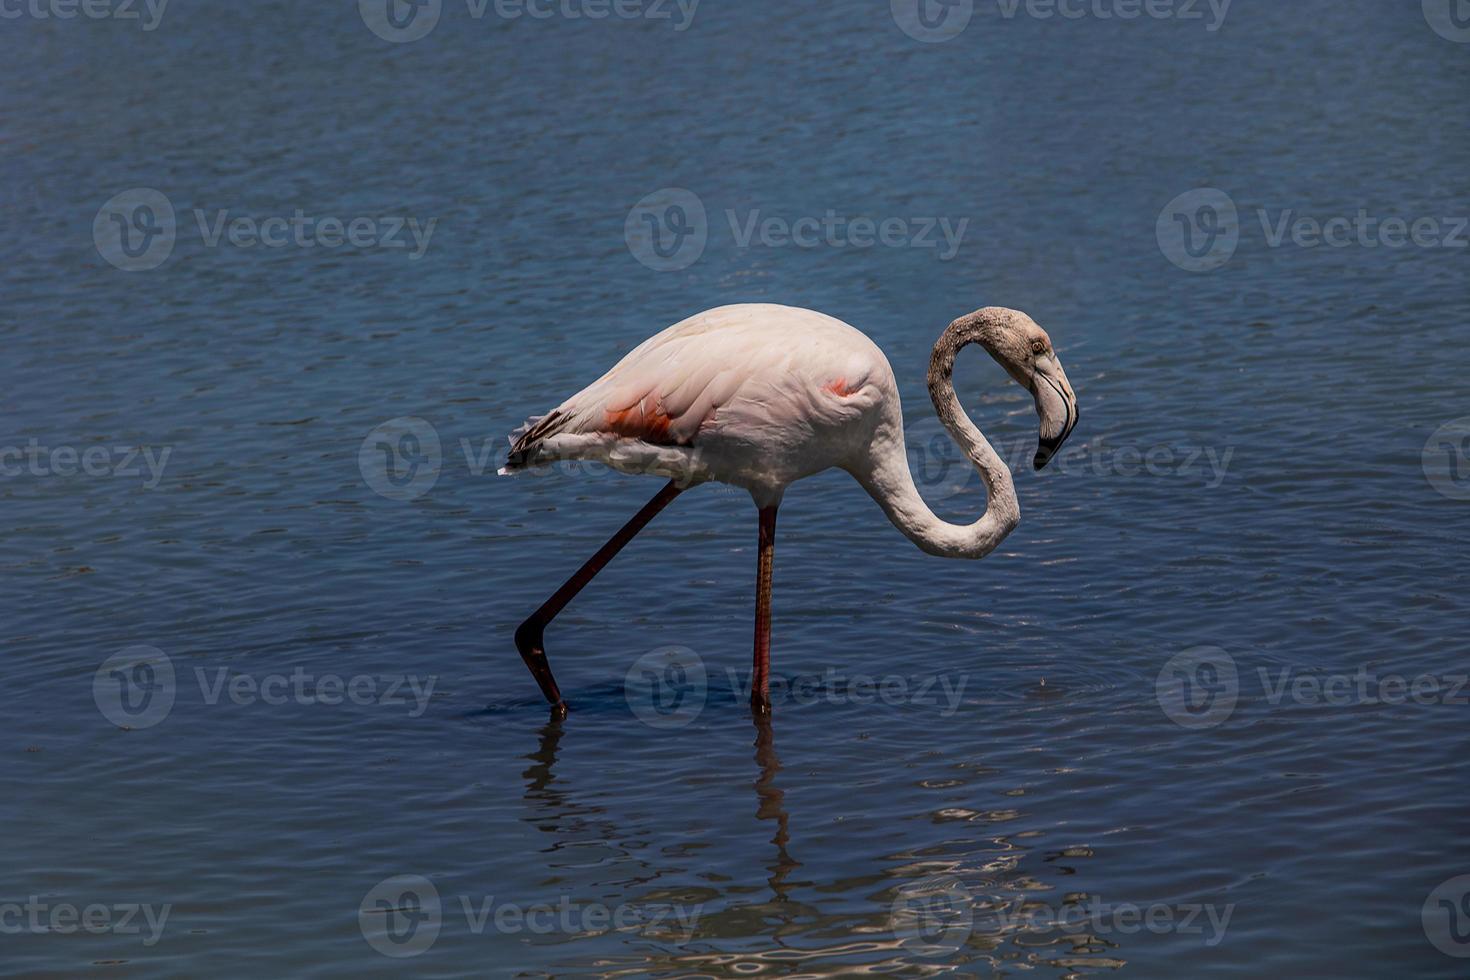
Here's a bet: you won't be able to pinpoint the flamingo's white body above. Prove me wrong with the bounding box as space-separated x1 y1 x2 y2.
504 305 887 506
503 303 1078 716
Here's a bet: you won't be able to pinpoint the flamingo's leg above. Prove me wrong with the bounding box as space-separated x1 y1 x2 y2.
515 480 683 717
751 504 778 714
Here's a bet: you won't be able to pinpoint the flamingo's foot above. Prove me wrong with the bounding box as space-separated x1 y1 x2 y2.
514 617 566 710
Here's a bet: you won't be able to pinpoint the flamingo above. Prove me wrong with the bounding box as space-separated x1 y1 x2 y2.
501 303 1078 717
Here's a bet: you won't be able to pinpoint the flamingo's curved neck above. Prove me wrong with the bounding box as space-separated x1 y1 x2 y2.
854 332 1020 559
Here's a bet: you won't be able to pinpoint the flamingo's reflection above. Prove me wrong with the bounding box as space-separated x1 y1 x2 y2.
752 715 800 902
520 714 802 909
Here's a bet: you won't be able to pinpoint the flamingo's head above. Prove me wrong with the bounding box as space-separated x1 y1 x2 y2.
953 307 1080 470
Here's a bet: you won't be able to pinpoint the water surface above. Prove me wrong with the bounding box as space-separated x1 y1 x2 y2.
2 0 1468 976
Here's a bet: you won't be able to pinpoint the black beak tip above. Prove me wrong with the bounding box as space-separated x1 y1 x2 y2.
1034 405 1077 471
1035 435 1065 470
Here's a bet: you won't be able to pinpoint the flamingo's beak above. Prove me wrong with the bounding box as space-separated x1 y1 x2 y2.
1031 354 1078 470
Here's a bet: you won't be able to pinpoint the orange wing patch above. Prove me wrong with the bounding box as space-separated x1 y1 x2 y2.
604 392 676 443
825 377 858 398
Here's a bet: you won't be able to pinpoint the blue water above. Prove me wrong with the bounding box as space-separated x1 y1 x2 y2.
3 0 1468 975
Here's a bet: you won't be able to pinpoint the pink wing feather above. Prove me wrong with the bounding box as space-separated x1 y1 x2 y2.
505 305 884 469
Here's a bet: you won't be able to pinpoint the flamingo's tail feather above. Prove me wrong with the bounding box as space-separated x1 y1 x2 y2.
500 410 568 474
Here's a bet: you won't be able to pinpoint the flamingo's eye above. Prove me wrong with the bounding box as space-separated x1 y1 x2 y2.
1031 339 1049 356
